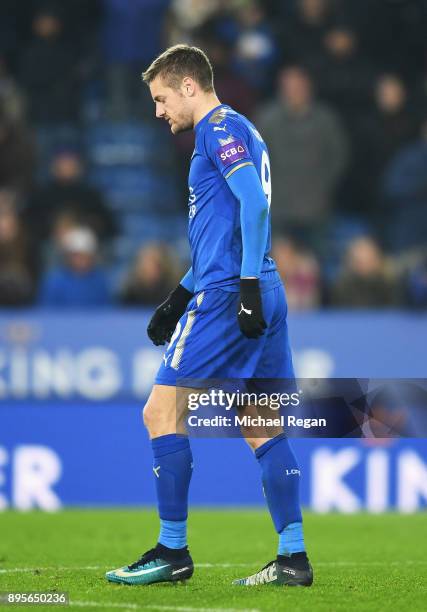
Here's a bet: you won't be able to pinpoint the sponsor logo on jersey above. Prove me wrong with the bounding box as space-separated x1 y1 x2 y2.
218 135 235 146
216 139 250 167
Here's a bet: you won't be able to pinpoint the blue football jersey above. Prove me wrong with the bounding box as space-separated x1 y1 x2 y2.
188 104 276 292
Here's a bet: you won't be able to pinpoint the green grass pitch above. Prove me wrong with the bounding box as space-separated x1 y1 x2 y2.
0 510 426 612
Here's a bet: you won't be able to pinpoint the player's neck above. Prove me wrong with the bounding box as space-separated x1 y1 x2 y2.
193 94 222 129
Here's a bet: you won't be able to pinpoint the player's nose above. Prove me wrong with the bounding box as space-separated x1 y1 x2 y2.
155 104 165 119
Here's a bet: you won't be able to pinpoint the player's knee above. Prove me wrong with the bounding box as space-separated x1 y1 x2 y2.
244 437 259 452
142 401 155 432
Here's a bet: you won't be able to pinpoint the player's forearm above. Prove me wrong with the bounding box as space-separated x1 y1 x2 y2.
227 165 269 278
180 267 195 293
240 205 269 278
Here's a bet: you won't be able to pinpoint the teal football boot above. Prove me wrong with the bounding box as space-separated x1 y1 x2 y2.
106 544 194 586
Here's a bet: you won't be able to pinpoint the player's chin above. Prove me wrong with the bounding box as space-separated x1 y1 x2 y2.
171 122 191 135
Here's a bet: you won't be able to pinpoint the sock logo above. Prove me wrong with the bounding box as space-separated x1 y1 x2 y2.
285 469 300 476
153 466 161 478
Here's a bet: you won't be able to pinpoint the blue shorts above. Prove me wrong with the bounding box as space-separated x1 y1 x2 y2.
155 275 295 388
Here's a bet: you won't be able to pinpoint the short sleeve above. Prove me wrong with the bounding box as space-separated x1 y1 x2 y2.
203 116 254 178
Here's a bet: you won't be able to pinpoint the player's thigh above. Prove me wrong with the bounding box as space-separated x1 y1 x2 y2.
254 284 295 379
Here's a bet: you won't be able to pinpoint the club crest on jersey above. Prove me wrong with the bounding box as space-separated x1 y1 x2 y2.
216 139 249 167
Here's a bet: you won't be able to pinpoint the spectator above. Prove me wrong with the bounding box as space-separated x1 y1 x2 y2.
331 236 400 308
101 0 171 119
306 26 375 122
19 6 82 123
37 1 102 51
194 32 257 118
338 74 421 217
272 237 321 310
21 1 101 62
0 54 26 122
256 66 348 252
345 0 427 82
25 147 117 249
168 0 219 43
197 1 278 96
39 227 111 308
0 108 35 192
280 0 334 64
371 75 421 169
120 242 182 306
230 0 279 95
0 190 35 306
382 119 427 252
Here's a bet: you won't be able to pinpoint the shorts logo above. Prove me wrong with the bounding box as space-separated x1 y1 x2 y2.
217 139 249 167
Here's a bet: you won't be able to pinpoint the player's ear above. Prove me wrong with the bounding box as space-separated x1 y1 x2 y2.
181 77 196 98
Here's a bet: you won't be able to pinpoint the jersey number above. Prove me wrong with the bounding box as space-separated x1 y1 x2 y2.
261 150 272 209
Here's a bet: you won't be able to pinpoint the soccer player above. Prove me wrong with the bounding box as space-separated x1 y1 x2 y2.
106 45 313 588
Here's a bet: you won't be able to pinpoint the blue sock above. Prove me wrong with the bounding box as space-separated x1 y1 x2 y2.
151 434 193 549
255 433 305 555
159 519 187 549
278 522 305 556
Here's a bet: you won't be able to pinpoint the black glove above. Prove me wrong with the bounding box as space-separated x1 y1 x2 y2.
147 284 193 346
237 278 267 339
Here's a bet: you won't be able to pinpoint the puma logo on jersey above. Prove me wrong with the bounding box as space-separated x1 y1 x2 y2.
213 125 227 132
239 303 252 316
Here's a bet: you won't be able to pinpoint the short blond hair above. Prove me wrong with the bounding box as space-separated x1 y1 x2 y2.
142 44 214 92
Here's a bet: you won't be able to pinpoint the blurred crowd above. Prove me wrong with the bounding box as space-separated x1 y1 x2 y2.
0 0 427 310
